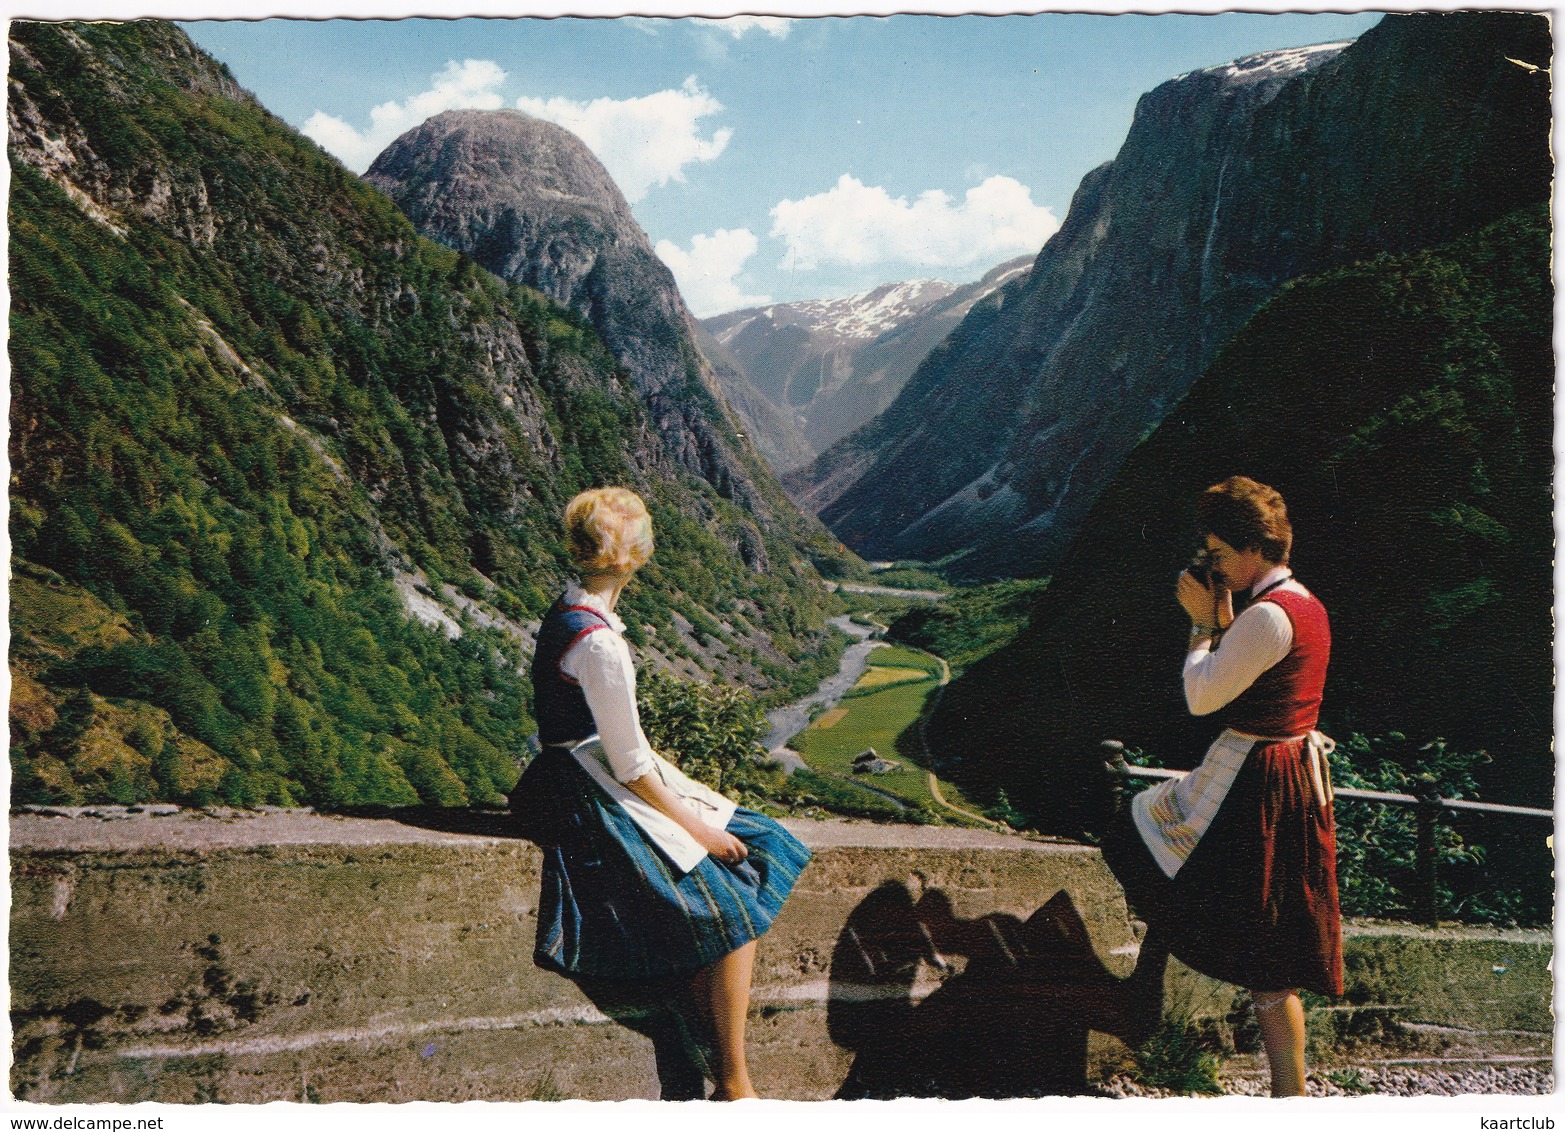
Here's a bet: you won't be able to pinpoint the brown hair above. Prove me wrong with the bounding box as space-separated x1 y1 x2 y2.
1197 476 1292 564
564 487 654 575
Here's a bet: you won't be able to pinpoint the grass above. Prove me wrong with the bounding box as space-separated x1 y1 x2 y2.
884 577 1048 674
790 767 909 821
1132 1016 1224 1096
864 564 949 591
850 665 935 692
527 1070 567 1101
1323 1067 1375 1096
865 644 945 675
834 590 929 619
790 642 984 817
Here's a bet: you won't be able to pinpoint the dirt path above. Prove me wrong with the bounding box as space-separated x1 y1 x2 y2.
913 653 1009 830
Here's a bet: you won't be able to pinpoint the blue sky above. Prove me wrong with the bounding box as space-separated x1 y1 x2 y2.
183 12 1384 316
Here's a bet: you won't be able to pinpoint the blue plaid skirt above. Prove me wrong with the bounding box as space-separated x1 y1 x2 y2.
531 746 812 981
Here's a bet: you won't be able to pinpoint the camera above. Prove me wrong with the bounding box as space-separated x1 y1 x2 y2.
1187 548 1214 586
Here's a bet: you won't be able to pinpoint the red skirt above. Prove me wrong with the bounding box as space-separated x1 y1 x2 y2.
1103 735 1344 997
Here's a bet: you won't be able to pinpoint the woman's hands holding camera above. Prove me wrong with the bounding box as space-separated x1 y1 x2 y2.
1177 564 1234 636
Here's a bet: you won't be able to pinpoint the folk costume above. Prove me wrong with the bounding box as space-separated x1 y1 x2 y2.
521 584 810 982
1104 566 1343 998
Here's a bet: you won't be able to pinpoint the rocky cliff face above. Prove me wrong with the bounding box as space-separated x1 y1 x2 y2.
364 110 797 526
798 13 1553 578
692 322 815 474
7 21 843 810
706 260 1031 472
926 204 1554 895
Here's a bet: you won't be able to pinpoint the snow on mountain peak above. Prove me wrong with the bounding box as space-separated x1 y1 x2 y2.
1178 40 1352 87
751 278 959 342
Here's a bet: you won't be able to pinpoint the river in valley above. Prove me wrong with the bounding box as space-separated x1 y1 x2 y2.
763 615 886 761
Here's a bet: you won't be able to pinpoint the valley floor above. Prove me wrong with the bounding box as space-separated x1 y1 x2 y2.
787 641 991 824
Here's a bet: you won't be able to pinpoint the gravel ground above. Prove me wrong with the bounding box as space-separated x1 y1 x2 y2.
1100 1062 1554 1097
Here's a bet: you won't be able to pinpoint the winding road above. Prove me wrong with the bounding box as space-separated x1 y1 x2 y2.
912 654 1009 830
766 614 1008 830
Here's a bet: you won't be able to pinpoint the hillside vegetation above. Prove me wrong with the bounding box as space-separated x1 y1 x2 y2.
932 205 1553 842
799 13 1551 580
8 21 840 808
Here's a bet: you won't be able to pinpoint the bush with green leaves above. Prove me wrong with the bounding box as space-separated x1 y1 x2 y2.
1328 732 1530 923
985 788 1028 829
887 578 1048 674
864 564 949 591
1131 1015 1223 1096
635 667 771 801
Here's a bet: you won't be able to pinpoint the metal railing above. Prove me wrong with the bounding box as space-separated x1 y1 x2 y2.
1100 739 1553 928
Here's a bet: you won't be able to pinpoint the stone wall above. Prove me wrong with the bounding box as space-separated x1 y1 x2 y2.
9 811 1552 1102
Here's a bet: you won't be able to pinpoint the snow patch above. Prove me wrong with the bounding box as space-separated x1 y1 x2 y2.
1178 41 1351 87
755 278 958 343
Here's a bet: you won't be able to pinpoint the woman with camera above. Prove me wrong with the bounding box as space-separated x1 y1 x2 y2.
1102 476 1341 1097
514 487 811 1100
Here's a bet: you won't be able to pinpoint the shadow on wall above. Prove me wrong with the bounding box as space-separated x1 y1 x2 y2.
361 804 723 1099
829 883 1151 1098
369 807 1153 1099
562 882 1158 1101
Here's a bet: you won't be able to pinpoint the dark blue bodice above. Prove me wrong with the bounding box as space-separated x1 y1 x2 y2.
531 598 612 745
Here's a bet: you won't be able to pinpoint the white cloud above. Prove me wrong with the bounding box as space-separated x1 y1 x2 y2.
655 228 770 318
515 77 732 204
769 174 1060 271
303 59 508 172
688 16 794 39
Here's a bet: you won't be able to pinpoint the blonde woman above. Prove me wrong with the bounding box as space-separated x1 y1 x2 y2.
517 487 810 1100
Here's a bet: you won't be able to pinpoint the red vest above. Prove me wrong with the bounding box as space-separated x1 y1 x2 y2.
1220 587 1331 737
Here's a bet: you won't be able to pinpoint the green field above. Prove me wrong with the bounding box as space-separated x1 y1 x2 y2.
791 643 986 820
864 644 945 675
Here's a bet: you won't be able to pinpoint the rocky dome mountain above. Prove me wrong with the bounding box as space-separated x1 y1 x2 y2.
363 109 798 532
704 259 1032 471
795 13 1553 579
7 22 843 811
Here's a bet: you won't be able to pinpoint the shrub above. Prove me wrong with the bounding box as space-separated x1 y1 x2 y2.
1131 1014 1223 1096
1329 732 1522 922
636 667 769 799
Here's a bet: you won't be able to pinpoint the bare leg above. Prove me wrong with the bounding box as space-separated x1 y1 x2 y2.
692 940 759 1099
1252 988 1307 1097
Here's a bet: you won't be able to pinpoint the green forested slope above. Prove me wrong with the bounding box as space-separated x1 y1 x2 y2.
930 206 1553 841
8 21 839 808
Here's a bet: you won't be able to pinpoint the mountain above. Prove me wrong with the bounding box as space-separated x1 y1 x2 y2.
704 259 1032 473
7 21 842 810
925 204 1553 896
795 13 1552 579
362 109 818 538
692 321 815 474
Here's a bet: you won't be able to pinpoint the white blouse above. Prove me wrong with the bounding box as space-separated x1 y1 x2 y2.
558 583 657 784
1181 566 1300 717
1134 566 1328 879
556 583 737 872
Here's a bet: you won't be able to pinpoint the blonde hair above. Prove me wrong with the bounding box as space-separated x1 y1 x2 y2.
564 487 654 575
